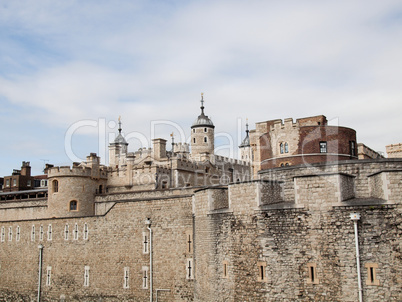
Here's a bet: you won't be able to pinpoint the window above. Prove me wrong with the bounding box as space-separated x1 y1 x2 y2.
6 179 9 187
16 226 20 242
46 266 52 286
280 143 284 154
47 224 52 241
84 266 90 287
204 128 207 133
64 224 69 240
257 261 267 282
52 180 58 193
142 266 148 289
280 163 284 167
186 258 194 280
186 231 193 254
350 141 356 156
1 227 5 242
31 225 35 241
40 225 44 241
193 138 196 144
8 227 12 241
27 180 31 187
74 223 79 240
143 232 149 254
192 129 195 133
13 179 16 187
70 200 78 211
223 260 229 278
83 223 88 240
365 263 380 285
284 142 289 153
98 185 103 194
123 267 129 289
204 137 207 143
319 141 327 153
307 263 319 284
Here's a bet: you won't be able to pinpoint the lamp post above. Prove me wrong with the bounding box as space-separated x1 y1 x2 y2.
145 218 153 302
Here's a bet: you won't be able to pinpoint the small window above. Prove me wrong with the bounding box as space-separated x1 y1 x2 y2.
31 225 35 241
186 258 194 280
280 143 284 154
142 266 149 289
193 138 196 144
1 227 5 242
204 137 207 143
13 179 17 187
186 231 193 254
307 263 319 284
143 232 149 254
74 223 79 240
8 227 12 241
319 141 327 153
46 266 52 286
70 200 78 211
52 180 58 193
284 142 289 153
47 224 52 241
64 224 69 240
204 128 207 133
16 226 20 242
285 163 289 166
280 163 284 167
6 179 10 187
83 223 89 240
350 141 356 156
40 225 44 241
223 260 229 278
257 261 267 282
365 263 380 285
98 185 103 194
192 129 195 133
27 180 31 187
84 266 90 287
123 267 130 289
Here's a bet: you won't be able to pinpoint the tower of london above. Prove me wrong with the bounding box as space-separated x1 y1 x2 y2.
0 95 401 302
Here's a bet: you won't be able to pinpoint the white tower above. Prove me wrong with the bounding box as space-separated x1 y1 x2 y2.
190 93 215 161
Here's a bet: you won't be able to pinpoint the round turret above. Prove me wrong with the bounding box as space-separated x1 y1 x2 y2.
191 94 215 159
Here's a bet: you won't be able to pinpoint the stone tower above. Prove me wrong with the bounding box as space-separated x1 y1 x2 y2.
109 117 128 167
190 93 215 161
239 120 253 162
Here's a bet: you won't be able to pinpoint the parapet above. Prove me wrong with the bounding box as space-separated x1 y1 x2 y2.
48 165 108 179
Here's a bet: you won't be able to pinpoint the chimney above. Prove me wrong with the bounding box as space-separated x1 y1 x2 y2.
152 138 167 160
20 161 31 176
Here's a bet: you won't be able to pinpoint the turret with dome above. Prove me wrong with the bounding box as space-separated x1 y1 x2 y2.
190 93 215 161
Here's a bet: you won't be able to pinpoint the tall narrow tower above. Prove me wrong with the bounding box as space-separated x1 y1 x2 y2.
109 117 128 167
239 120 253 162
190 93 215 160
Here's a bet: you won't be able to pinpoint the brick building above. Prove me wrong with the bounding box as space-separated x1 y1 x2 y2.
0 101 401 301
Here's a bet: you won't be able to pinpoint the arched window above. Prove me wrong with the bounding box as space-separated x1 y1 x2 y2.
280 143 284 154
52 180 58 193
193 138 196 144
284 142 289 153
204 128 207 133
98 185 103 194
69 200 78 211
204 137 207 143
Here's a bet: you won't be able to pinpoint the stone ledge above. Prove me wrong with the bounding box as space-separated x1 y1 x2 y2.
256 202 305 211
207 209 233 215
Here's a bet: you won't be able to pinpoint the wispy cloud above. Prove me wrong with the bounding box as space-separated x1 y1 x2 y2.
0 0 401 175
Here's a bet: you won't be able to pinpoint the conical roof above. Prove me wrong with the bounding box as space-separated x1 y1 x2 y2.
113 117 128 145
191 94 214 129
239 122 250 148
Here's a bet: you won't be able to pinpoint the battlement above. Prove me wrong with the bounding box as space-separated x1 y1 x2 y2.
48 166 108 179
268 115 328 131
173 142 190 153
214 155 249 166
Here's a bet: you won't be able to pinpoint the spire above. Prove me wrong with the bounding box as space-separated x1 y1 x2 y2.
191 93 214 129
118 116 122 134
200 92 205 115
239 119 250 148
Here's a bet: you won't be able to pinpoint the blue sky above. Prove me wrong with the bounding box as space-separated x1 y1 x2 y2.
1 0 402 176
